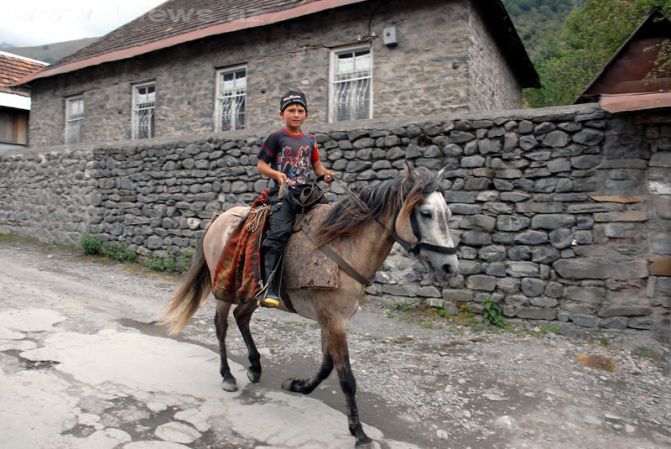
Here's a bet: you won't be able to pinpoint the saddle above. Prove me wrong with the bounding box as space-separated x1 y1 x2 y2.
211 204 339 306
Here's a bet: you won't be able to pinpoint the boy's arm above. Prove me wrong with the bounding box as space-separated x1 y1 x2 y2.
312 159 334 183
257 159 287 185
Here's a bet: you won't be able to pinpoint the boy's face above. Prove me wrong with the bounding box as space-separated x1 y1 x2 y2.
280 104 307 131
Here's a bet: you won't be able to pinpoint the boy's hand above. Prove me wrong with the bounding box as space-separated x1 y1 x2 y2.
323 172 334 184
275 172 288 185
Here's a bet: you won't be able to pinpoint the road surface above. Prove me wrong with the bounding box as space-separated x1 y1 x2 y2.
0 239 670 449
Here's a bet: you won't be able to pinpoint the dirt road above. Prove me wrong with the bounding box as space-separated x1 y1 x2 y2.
0 238 669 449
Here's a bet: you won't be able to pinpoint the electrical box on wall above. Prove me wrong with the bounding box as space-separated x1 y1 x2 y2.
383 26 398 47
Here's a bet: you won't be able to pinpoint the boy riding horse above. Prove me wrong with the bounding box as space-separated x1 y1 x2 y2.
256 90 334 304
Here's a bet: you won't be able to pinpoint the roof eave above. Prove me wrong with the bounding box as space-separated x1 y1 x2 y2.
16 0 367 86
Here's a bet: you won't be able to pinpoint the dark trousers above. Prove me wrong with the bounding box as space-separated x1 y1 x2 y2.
261 187 326 279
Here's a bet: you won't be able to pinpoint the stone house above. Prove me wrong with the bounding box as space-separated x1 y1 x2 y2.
19 0 539 147
0 51 47 149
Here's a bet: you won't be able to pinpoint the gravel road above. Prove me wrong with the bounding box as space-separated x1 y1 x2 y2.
1 237 670 449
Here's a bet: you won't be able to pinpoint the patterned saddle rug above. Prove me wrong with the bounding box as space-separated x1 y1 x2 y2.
212 206 269 304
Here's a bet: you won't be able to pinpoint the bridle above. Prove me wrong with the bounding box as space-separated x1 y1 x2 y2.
387 198 458 256
343 183 458 256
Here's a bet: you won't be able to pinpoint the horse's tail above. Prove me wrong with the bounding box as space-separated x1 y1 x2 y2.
161 238 212 335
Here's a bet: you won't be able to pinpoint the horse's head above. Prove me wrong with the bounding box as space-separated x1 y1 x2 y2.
394 167 459 284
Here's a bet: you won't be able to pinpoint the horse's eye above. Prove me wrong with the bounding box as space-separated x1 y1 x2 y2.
420 210 432 219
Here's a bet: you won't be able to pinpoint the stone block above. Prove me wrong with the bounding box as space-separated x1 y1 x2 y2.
517 307 556 320
543 130 570 147
650 232 671 255
497 277 520 293
514 230 548 245
593 211 648 222
571 314 597 328
417 286 442 298
506 261 539 278
461 231 492 246
461 215 496 231
531 214 576 230
497 215 530 231
438 289 472 307
554 258 648 280
466 275 497 291
521 278 545 297
530 296 558 307
479 245 507 261
598 317 629 330
650 256 671 277
425 297 445 308
572 129 604 146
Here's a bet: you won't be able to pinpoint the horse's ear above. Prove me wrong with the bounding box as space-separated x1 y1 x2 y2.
437 166 447 180
404 161 415 180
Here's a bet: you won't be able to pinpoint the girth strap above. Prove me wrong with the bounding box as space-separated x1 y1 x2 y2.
301 225 373 287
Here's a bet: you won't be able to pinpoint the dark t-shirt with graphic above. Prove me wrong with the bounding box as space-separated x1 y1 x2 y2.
258 129 320 188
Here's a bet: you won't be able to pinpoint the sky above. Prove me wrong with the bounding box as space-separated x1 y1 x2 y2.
1 0 167 47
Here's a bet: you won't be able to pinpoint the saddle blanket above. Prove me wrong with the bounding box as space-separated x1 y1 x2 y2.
212 206 269 304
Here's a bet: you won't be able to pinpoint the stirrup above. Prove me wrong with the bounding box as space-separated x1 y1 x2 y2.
256 280 281 308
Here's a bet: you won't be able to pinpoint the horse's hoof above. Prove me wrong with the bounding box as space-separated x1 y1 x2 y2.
354 436 374 449
281 378 300 391
222 378 238 392
247 368 261 383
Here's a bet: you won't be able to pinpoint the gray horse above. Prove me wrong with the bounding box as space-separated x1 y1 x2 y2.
162 166 459 448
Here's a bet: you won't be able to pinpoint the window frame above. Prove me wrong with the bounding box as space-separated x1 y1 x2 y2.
131 82 156 140
328 45 373 123
214 65 247 132
64 95 84 144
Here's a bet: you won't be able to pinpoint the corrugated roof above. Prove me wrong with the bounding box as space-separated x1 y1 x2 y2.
0 51 47 96
19 0 539 88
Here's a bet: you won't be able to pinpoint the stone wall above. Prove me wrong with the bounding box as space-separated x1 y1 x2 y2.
28 0 523 147
1 103 669 334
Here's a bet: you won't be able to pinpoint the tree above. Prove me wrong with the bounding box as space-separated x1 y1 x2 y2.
525 0 671 107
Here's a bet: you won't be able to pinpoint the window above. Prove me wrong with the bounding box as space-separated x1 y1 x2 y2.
132 83 155 139
330 47 372 122
214 67 246 131
65 96 84 144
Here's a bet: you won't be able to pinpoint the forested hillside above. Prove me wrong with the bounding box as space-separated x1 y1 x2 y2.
502 0 584 59
502 0 671 107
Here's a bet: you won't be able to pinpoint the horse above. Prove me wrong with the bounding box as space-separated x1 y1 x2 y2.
162 166 459 448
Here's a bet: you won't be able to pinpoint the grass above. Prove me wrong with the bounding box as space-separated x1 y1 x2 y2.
0 232 37 244
144 250 193 274
78 233 193 274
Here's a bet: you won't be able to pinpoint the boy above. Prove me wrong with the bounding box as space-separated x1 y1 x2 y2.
257 90 334 302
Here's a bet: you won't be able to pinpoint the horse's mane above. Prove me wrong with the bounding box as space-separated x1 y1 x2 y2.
315 167 440 246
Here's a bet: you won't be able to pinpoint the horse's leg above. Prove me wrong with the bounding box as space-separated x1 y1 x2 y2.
282 328 334 394
233 301 262 383
214 301 238 392
324 317 372 447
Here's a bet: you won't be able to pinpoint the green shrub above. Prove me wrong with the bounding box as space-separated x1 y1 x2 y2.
101 241 137 263
80 234 103 255
483 297 512 330
175 250 193 273
144 250 193 274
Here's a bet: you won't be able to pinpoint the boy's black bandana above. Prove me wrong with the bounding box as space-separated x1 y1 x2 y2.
280 90 308 112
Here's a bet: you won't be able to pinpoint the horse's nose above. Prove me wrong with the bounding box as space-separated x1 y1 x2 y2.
442 263 455 276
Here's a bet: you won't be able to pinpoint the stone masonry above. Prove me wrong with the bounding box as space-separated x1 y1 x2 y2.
0 103 669 335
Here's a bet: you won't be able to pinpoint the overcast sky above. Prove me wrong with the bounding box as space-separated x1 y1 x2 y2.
1 0 166 47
